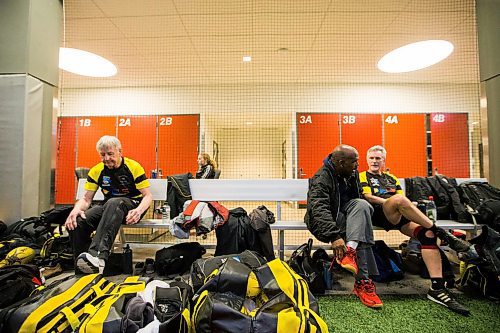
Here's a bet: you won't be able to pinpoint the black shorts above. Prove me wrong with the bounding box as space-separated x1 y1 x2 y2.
372 204 410 231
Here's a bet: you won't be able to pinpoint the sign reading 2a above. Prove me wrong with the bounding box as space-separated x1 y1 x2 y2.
159 117 173 126
118 118 131 127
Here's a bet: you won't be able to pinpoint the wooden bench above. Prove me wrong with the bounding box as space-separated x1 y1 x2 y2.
76 178 169 244
189 178 484 259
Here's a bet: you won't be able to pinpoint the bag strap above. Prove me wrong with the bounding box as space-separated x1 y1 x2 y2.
59 307 81 330
303 307 329 333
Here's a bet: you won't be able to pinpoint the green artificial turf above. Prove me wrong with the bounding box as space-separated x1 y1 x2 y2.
318 294 500 333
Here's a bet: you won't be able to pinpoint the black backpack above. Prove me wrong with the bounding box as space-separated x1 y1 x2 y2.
155 242 206 277
4 217 51 246
475 199 500 232
405 177 434 202
40 206 73 226
458 182 500 210
370 240 404 283
288 239 326 294
457 226 500 299
37 234 74 270
0 264 43 308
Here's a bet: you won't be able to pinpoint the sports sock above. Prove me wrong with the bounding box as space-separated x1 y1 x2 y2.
431 278 445 290
346 241 358 250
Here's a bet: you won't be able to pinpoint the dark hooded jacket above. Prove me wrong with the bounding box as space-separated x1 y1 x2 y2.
304 154 363 243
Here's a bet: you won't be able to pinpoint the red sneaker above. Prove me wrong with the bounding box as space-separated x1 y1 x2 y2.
336 246 358 275
353 279 383 308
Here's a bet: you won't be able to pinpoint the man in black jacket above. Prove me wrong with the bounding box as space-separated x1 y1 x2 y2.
305 144 382 308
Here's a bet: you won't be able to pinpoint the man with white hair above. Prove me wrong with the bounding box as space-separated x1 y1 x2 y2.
359 145 469 315
65 135 152 274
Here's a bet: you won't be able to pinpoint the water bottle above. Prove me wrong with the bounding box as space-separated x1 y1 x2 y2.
122 244 133 274
426 196 437 223
162 203 171 224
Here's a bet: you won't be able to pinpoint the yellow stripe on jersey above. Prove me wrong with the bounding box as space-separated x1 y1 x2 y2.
123 157 150 189
358 171 372 195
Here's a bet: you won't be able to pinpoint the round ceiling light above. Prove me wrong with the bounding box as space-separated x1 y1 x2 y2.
59 48 117 77
377 40 454 73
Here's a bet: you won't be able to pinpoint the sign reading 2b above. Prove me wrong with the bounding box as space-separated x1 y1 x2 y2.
159 117 173 126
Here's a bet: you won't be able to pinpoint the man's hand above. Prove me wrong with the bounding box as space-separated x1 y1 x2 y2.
125 208 142 225
65 209 86 231
331 238 347 260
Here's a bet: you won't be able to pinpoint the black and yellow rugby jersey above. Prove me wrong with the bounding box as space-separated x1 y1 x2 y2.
84 157 150 200
358 171 404 199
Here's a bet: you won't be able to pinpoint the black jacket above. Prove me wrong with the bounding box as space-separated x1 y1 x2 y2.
167 173 193 218
304 155 362 243
248 205 276 261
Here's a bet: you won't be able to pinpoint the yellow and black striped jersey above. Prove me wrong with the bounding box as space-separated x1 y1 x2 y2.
358 171 403 199
85 157 149 200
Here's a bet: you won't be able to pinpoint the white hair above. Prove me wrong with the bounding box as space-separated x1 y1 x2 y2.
367 145 386 159
96 135 122 151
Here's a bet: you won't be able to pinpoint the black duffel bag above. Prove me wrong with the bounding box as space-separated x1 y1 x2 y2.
155 242 206 277
288 238 326 294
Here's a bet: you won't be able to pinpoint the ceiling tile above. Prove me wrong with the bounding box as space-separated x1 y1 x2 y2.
111 16 187 38
181 14 253 36
173 0 253 15
93 0 177 17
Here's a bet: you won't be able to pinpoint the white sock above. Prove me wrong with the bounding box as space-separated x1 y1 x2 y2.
347 241 358 250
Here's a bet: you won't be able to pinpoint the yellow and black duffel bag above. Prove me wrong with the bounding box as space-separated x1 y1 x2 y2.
1 273 111 333
77 276 146 333
192 258 328 333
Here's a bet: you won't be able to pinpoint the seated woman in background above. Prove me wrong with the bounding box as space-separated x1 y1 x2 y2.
196 153 217 179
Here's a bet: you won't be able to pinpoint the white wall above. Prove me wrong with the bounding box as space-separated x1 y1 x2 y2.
60 82 481 178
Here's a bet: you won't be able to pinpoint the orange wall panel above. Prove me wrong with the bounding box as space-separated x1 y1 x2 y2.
117 116 157 176
76 117 117 169
297 113 340 179
158 115 199 176
384 114 427 178
431 113 470 177
341 114 383 172
55 118 77 204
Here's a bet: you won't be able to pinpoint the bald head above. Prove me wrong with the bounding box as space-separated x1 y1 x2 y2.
332 144 358 162
331 144 359 177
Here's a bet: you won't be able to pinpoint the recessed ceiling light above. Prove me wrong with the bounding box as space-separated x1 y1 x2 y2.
59 47 117 77
243 56 252 62
245 121 253 125
377 40 454 73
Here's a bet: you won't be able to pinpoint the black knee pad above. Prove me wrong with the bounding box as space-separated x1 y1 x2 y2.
414 226 438 249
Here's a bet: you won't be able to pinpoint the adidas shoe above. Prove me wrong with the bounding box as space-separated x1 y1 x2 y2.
427 288 470 316
337 246 358 275
76 252 105 274
353 279 383 308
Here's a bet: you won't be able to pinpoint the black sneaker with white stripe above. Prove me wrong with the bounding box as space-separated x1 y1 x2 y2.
76 252 101 274
427 288 470 316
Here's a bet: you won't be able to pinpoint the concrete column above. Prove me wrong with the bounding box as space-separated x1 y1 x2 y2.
477 0 500 186
0 0 61 223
